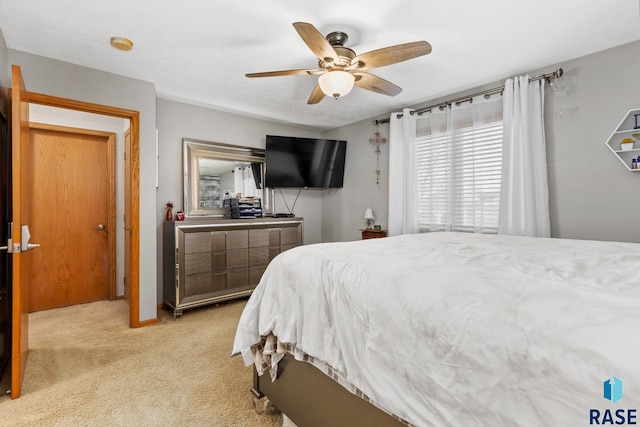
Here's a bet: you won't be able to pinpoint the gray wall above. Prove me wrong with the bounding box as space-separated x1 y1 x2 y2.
321 40 640 244
8 49 159 322
321 120 390 242
545 40 640 243
156 98 324 303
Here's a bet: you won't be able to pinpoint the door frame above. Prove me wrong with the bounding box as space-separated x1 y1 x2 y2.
25 92 141 328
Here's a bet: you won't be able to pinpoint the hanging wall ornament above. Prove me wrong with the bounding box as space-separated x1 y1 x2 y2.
368 124 387 187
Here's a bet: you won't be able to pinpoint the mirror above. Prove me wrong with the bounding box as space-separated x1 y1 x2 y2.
183 138 272 217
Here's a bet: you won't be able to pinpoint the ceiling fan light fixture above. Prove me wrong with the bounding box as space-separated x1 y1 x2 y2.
319 70 355 99
247 22 431 104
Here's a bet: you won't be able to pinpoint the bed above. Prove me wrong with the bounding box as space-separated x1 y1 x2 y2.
232 232 640 426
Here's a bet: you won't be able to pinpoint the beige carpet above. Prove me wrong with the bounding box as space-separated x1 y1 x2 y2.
0 299 281 427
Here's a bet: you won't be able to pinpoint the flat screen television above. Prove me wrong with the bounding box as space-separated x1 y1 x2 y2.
265 135 347 188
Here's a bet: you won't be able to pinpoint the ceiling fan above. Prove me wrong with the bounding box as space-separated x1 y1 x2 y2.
246 22 432 104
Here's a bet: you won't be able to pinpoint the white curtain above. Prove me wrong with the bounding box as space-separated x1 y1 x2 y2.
498 76 550 237
388 108 418 236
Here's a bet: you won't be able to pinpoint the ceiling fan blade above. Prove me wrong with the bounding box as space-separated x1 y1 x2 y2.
307 84 326 104
352 41 432 70
354 72 402 96
293 22 338 62
246 69 318 78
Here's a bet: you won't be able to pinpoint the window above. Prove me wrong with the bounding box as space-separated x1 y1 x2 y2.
234 166 260 198
415 99 503 233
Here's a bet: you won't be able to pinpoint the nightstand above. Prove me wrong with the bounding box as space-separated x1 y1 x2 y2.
361 229 387 240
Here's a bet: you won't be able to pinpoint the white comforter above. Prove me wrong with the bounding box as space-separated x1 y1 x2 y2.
232 232 640 426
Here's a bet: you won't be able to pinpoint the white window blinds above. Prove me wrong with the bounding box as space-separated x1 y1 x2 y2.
415 96 503 233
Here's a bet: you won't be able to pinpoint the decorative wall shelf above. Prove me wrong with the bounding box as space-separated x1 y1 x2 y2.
605 108 640 172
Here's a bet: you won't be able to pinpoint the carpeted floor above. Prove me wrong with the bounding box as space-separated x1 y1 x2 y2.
0 299 281 426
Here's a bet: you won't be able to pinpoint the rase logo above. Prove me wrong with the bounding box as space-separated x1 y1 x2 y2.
590 376 637 425
605 377 624 404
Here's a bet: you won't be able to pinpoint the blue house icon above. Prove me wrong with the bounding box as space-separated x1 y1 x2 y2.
604 377 623 403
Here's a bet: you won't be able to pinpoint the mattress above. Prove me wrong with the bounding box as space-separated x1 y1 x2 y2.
232 232 640 426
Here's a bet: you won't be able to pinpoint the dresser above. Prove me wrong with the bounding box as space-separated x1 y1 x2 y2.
163 217 303 318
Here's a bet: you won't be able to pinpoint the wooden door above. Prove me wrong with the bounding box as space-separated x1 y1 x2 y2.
27 124 115 312
11 64 31 399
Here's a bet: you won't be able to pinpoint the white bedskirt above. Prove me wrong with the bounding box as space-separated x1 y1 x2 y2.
233 232 640 426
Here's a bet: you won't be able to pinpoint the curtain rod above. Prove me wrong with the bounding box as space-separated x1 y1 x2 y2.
373 67 563 125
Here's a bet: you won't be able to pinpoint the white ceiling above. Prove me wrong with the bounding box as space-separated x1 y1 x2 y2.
1 0 639 131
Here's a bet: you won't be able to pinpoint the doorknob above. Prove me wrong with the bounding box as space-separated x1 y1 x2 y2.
21 225 40 252
95 224 106 230
0 242 18 253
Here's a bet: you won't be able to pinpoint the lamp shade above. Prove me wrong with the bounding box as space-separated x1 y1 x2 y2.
319 70 355 99
364 208 374 220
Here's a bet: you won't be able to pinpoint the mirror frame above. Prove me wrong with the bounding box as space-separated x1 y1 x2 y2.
183 138 272 217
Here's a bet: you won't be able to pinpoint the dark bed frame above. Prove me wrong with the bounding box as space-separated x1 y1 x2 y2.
252 354 408 427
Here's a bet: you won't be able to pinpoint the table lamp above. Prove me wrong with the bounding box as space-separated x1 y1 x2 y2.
364 208 375 230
